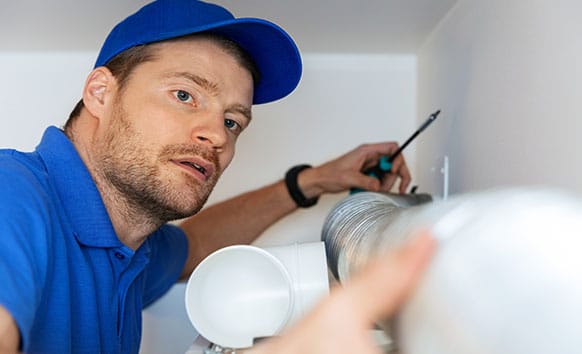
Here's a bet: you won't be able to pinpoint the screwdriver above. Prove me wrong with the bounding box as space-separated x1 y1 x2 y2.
351 110 441 193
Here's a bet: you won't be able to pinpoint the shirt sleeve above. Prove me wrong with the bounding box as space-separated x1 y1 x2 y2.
142 224 189 308
0 154 50 348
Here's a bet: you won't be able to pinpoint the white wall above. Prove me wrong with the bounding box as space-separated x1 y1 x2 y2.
0 52 93 150
0 52 417 353
416 0 582 196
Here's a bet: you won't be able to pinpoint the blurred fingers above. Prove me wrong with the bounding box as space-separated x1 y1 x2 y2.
342 230 435 324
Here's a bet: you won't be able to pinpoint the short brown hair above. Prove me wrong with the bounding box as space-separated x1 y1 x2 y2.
64 33 260 133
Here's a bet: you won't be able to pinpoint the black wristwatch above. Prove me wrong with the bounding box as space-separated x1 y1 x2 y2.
284 164 319 208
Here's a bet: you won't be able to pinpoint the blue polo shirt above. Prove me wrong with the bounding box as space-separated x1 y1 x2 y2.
0 127 188 353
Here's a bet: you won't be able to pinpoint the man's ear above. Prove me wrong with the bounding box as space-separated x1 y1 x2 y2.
82 67 117 119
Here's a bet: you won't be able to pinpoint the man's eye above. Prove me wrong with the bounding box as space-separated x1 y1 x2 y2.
224 118 241 132
175 90 192 102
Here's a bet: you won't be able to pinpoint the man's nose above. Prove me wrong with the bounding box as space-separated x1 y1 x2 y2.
190 112 228 151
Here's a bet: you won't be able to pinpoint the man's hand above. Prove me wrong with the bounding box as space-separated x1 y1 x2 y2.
297 142 412 199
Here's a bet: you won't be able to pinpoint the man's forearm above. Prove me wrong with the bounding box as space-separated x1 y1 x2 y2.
178 180 298 280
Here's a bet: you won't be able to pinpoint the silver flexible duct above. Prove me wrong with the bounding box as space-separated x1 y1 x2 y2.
322 192 432 281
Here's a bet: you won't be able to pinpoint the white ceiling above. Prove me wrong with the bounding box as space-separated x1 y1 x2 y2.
0 0 457 54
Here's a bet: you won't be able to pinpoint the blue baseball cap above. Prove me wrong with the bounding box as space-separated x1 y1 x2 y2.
95 0 302 105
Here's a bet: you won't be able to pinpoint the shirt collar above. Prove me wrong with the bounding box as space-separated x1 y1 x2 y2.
36 126 124 248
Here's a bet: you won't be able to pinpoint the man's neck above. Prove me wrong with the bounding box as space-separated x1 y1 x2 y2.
67 122 162 250
93 179 162 250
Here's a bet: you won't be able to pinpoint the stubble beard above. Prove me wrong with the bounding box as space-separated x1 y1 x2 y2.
94 103 220 227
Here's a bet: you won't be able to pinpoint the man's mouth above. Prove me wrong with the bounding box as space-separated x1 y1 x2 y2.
181 161 206 175
173 159 213 181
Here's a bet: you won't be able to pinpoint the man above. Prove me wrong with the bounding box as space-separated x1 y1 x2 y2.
0 0 427 353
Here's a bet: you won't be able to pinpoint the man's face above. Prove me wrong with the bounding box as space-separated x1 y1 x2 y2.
94 37 254 222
